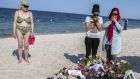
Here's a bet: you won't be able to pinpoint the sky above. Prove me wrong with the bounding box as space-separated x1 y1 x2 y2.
0 0 140 19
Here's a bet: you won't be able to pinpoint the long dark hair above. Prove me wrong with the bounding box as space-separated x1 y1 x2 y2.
92 4 100 13
109 8 121 21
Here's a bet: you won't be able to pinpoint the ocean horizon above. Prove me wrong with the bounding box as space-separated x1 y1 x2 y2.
0 8 140 37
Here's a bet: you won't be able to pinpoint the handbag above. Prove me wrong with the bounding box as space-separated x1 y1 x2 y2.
28 35 35 45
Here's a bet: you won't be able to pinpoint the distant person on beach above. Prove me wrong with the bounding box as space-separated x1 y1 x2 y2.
102 8 124 61
85 4 103 59
12 0 34 63
123 18 128 30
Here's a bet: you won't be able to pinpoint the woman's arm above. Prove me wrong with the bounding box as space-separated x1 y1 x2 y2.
30 12 34 34
85 22 91 31
102 21 111 29
12 11 18 38
85 16 91 31
95 17 103 31
115 19 124 31
95 22 102 31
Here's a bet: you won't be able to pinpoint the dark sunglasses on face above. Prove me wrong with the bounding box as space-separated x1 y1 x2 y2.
23 5 29 8
93 14 99 16
112 13 117 16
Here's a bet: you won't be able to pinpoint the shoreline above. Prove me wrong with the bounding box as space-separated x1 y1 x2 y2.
0 28 139 39
0 31 84 39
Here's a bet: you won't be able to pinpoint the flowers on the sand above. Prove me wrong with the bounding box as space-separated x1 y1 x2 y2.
47 56 131 79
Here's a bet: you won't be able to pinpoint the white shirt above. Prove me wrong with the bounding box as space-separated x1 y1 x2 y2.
85 16 103 24
85 16 103 38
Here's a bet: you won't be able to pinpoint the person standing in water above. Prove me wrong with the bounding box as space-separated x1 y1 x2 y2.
12 0 34 63
123 18 128 30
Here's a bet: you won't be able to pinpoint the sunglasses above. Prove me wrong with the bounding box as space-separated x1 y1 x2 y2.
23 5 29 8
93 14 99 16
112 13 117 16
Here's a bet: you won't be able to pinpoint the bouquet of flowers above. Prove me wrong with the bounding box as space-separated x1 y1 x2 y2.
47 56 131 79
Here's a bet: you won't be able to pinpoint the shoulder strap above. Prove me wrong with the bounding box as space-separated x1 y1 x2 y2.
28 11 31 18
18 10 20 16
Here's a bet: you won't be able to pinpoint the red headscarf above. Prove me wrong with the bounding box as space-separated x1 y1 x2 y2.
107 8 121 42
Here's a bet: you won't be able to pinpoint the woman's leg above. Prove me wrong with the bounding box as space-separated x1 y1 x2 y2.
85 37 92 59
24 32 30 63
105 44 112 61
92 38 100 59
112 55 117 62
16 30 24 63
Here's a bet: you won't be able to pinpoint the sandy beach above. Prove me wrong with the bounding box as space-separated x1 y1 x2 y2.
0 29 140 79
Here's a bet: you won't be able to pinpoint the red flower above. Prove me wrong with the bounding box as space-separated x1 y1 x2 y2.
63 67 67 70
106 61 112 64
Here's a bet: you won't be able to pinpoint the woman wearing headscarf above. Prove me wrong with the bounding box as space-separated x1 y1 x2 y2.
102 8 124 61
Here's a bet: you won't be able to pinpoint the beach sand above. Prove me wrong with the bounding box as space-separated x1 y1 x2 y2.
0 29 140 79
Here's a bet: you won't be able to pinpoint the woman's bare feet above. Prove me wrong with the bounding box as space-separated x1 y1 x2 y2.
25 60 30 63
18 59 22 64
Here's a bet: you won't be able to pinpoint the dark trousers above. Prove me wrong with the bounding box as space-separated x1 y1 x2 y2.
85 37 100 58
105 44 117 61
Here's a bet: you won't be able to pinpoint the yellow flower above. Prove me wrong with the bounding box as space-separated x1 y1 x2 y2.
116 62 120 65
110 70 115 74
121 60 128 64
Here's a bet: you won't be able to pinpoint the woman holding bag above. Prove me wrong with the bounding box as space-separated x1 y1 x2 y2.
12 0 34 63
